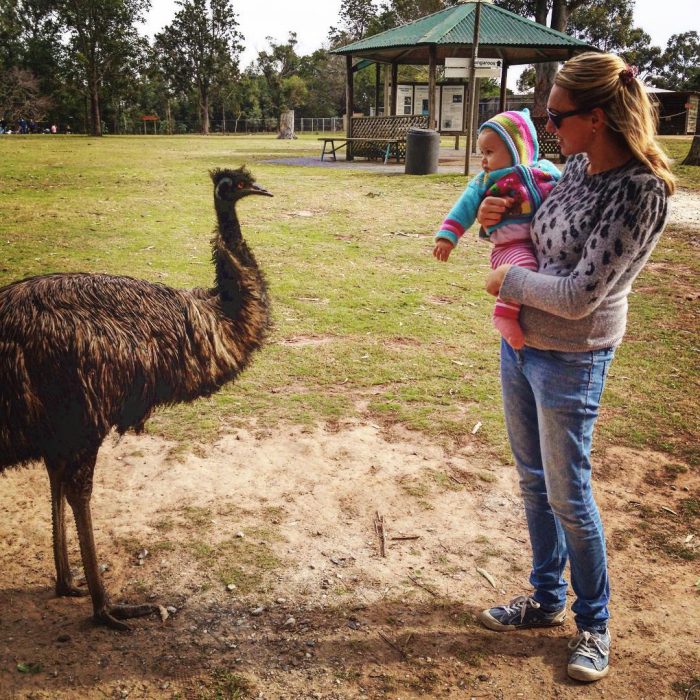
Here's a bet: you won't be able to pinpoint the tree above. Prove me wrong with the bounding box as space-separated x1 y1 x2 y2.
653 32 700 92
0 0 72 128
0 66 52 122
620 28 662 81
496 0 661 115
328 0 378 44
155 0 242 135
388 0 459 24
298 48 346 118
517 66 535 93
255 33 309 134
225 71 261 131
567 0 635 52
57 0 150 136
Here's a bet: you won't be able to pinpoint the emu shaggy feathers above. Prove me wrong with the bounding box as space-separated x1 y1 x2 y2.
0 166 271 629
0 272 262 468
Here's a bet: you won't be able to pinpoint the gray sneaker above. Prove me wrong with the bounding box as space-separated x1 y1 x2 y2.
478 595 566 632
567 628 611 682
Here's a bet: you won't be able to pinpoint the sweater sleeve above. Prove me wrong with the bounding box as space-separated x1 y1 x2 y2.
500 172 668 320
435 174 485 246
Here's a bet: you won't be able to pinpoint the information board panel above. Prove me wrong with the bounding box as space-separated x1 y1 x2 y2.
440 85 465 132
412 86 429 116
396 85 413 115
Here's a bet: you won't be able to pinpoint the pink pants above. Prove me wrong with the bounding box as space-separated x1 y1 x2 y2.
490 241 538 319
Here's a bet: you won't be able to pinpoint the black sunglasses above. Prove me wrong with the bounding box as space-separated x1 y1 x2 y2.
546 107 593 129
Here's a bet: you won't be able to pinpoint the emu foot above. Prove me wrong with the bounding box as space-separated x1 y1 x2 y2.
55 582 88 598
94 604 161 631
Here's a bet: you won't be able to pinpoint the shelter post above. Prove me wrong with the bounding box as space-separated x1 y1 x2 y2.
390 63 398 116
499 61 509 112
384 66 391 117
464 0 483 176
428 45 437 129
345 55 354 160
375 63 381 116
472 78 482 144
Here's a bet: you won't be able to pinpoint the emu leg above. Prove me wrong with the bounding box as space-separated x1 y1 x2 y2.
64 451 158 631
46 465 87 597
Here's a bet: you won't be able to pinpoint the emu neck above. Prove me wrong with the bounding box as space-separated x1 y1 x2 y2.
215 199 242 247
212 199 266 317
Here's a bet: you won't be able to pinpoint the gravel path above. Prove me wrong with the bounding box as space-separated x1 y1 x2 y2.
668 188 700 228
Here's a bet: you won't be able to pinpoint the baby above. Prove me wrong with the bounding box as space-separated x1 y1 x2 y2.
433 109 561 349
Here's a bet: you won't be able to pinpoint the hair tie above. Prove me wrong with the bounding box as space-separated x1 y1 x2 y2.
619 65 639 86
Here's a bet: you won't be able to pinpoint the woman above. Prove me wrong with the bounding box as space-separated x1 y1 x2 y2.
475 52 675 682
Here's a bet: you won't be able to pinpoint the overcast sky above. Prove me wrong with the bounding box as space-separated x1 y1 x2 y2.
142 0 698 89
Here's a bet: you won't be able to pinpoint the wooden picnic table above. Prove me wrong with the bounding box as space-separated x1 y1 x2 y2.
319 137 404 164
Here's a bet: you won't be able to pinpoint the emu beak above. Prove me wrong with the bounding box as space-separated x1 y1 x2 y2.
247 184 273 197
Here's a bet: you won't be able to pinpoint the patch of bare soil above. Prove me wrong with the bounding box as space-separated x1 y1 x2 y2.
0 423 698 700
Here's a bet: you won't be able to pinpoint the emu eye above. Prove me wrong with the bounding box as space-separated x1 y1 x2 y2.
237 182 245 189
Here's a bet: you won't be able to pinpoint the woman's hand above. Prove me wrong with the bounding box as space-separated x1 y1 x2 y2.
485 264 512 296
477 196 514 228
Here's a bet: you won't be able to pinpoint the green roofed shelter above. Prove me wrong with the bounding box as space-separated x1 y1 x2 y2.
333 0 593 67
331 0 597 170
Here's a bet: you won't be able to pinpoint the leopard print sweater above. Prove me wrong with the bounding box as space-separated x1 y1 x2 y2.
499 153 668 351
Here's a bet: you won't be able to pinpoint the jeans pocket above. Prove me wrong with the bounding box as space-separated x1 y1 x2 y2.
548 347 615 366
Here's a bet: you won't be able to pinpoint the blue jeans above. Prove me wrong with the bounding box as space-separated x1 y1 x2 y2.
500 340 615 632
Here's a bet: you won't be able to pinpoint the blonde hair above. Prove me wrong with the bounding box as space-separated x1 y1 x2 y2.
555 52 676 196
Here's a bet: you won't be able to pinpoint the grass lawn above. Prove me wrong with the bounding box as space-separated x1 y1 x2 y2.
0 133 698 465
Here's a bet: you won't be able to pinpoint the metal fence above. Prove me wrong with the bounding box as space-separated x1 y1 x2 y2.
479 96 535 124
3 103 532 136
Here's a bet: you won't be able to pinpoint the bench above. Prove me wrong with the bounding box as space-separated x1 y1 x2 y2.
532 116 566 164
319 137 402 164
320 114 430 163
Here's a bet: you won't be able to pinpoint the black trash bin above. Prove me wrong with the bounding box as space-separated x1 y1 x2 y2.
405 127 440 175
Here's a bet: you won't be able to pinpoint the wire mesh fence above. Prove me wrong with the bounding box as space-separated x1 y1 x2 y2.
6 106 538 136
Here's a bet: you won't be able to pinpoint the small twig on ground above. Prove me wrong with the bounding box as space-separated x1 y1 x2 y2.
378 630 408 660
407 573 438 597
374 511 386 558
447 281 470 292
390 535 420 541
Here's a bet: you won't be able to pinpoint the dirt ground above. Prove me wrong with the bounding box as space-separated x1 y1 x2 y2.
0 421 698 700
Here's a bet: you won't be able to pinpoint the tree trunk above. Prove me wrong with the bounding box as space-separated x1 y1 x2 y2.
89 78 101 136
166 99 173 135
534 63 558 116
533 0 570 117
200 85 210 135
682 105 700 165
278 110 295 139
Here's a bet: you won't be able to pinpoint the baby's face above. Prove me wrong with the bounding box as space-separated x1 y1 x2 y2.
478 129 513 173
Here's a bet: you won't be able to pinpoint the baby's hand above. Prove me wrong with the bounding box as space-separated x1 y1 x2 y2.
433 239 454 262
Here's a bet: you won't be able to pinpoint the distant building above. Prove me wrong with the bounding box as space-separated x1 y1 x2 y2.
647 88 699 135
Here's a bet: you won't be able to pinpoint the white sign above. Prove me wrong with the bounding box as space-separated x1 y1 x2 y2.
474 58 503 70
440 85 465 132
445 57 503 79
474 57 503 79
396 85 414 115
445 57 469 78
413 85 431 116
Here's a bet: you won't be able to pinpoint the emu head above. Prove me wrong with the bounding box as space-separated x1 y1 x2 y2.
210 166 272 203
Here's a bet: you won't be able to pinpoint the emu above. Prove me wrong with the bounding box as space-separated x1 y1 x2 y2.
0 167 272 630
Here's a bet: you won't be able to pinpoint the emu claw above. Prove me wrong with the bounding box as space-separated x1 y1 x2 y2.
55 583 88 598
95 604 160 631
